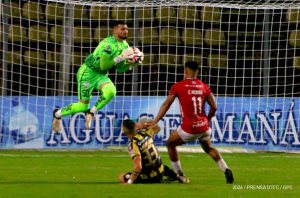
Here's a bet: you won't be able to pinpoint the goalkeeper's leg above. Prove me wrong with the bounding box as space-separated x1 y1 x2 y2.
85 82 117 129
52 64 95 132
52 102 90 133
59 102 90 116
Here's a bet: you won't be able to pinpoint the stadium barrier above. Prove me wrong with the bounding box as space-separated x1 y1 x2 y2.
1 96 299 151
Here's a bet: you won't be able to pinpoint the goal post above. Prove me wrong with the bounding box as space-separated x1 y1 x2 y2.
0 0 300 151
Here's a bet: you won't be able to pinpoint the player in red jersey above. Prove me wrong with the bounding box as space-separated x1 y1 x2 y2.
147 61 234 184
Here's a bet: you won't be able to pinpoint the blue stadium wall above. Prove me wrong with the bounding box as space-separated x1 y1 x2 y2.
0 96 299 151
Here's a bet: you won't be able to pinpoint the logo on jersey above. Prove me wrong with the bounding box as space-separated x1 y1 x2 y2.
104 45 111 54
83 82 90 89
192 120 208 128
184 84 203 88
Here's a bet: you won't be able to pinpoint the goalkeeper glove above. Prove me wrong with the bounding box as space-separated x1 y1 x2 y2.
114 47 134 64
127 48 144 64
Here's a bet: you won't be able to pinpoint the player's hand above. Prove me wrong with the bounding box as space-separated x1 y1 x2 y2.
144 120 156 127
126 59 135 64
127 47 144 64
135 122 149 130
114 47 135 64
140 121 150 129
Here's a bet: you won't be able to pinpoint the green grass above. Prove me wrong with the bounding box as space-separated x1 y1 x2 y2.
0 150 299 198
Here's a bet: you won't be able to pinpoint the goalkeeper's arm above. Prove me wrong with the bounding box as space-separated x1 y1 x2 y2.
116 61 138 73
97 44 134 71
115 47 142 73
113 47 135 64
99 46 139 72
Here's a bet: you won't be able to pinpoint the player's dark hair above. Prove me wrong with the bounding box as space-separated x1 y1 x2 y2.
185 61 199 71
111 20 127 28
122 119 136 132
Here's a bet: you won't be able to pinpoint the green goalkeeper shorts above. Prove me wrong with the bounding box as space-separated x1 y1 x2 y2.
76 63 113 101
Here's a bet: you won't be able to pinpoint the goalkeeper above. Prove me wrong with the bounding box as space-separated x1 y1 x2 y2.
52 20 142 132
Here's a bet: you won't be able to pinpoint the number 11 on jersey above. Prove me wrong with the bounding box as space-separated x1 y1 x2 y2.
192 96 202 116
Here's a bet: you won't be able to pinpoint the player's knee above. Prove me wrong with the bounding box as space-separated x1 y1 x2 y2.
166 131 181 148
107 86 116 99
166 138 175 148
79 102 89 112
104 84 116 101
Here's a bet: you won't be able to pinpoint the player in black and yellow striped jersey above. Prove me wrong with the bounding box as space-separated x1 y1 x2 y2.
119 119 188 184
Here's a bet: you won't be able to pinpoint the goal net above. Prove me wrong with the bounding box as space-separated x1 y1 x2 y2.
0 0 299 151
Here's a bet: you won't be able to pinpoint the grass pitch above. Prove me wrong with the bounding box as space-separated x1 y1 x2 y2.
0 150 299 198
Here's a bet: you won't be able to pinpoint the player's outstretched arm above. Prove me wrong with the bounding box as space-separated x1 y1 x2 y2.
148 95 176 126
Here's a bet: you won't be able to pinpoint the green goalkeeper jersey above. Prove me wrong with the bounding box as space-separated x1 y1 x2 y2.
83 35 134 74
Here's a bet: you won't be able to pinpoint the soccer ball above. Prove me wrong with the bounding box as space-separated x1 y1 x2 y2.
129 47 144 64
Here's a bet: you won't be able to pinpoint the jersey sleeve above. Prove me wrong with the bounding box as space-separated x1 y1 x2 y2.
99 39 134 73
83 39 116 72
128 142 141 159
144 128 156 138
115 61 137 73
204 83 212 96
96 40 118 71
169 83 178 96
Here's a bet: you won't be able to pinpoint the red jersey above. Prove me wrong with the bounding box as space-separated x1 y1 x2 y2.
169 78 212 134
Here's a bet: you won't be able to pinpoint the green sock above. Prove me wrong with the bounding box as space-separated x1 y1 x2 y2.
91 83 116 113
61 102 89 116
